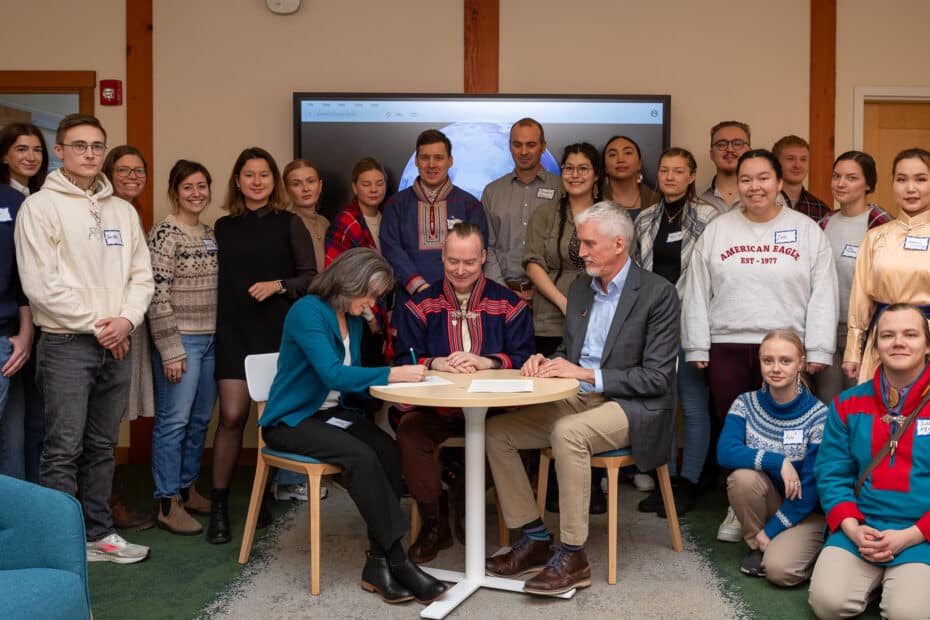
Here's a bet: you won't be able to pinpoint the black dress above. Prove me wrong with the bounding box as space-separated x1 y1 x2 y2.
214 206 317 379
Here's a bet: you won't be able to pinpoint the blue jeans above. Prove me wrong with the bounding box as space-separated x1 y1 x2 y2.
668 349 710 483
151 334 217 498
0 336 26 479
37 332 131 541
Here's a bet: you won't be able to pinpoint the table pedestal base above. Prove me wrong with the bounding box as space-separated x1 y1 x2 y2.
420 568 576 619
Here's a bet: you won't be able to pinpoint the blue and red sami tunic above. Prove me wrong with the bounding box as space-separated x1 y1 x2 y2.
395 274 533 372
816 364 930 566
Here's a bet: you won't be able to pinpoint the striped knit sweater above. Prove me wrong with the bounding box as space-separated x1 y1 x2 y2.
147 214 218 363
717 386 827 539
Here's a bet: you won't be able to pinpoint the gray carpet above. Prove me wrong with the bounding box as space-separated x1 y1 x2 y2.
211 484 742 619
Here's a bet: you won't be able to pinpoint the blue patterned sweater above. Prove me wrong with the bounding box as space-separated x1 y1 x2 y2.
717 386 828 538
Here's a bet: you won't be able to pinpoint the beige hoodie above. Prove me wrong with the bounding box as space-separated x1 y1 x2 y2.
14 169 154 334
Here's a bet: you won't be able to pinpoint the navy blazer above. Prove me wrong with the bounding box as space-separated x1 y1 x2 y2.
553 261 679 471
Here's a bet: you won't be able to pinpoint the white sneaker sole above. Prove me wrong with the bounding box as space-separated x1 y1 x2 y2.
716 528 742 543
87 548 150 564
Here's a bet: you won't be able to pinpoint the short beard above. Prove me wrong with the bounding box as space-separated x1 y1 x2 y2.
584 265 601 277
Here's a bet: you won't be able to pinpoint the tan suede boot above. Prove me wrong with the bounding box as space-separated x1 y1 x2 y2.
157 496 203 536
181 484 211 516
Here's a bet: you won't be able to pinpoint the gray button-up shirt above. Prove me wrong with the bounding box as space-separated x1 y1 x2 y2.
481 168 562 284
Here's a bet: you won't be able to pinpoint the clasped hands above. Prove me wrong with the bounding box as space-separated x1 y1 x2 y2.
841 518 924 563
95 317 133 360
520 353 594 384
432 352 496 374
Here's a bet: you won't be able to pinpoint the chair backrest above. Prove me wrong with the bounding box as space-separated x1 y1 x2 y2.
244 353 279 404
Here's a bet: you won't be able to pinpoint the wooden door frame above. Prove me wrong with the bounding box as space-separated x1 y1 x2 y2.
853 86 930 150
0 71 96 115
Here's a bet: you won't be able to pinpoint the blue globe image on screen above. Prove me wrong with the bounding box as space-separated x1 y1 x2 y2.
398 122 560 199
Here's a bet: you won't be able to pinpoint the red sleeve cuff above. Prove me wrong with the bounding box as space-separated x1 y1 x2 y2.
916 512 930 541
827 501 865 532
405 275 427 295
489 353 512 369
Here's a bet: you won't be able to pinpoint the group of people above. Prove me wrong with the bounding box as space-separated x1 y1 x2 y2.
1 111 928 617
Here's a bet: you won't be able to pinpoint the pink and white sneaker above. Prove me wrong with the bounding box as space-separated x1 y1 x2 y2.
86 533 150 564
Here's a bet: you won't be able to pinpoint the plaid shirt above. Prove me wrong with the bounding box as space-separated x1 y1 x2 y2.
784 187 831 221
818 204 893 231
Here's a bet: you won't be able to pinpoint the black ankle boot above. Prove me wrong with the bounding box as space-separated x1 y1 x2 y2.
206 488 230 544
361 551 414 604
389 554 447 604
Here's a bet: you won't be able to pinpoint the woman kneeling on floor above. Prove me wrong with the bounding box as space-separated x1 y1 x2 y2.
259 248 447 605
810 303 930 619
716 329 828 585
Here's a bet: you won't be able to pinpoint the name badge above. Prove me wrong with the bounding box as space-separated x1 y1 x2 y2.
841 243 858 259
203 238 218 253
103 229 123 246
783 429 804 445
537 188 556 200
917 419 930 436
325 416 353 430
0 208 11 222
666 230 684 243
774 229 798 244
446 217 463 230
904 235 930 251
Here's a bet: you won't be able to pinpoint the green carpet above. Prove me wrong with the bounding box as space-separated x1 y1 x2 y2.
682 488 881 620
88 465 293 620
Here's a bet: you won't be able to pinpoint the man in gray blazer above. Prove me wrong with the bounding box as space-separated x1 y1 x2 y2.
485 201 679 595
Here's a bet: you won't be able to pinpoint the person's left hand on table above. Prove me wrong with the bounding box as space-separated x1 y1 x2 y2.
445 351 494 373
533 357 590 382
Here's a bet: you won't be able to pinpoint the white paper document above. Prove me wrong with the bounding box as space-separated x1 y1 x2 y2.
372 375 455 389
467 379 534 393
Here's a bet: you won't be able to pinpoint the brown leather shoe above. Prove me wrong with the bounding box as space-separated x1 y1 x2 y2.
523 547 591 595
408 500 453 564
485 536 551 577
110 494 155 532
182 484 212 516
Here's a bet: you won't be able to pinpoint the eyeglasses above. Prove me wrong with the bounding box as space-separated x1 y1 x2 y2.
712 139 748 151
561 164 593 176
115 165 146 177
59 141 107 156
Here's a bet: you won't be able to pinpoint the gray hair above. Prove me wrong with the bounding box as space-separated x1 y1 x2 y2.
307 248 394 311
574 200 634 247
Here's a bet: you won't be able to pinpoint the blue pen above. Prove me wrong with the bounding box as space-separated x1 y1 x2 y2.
409 347 417 365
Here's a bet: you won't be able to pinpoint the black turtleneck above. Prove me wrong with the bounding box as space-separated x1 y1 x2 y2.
653 196 686 284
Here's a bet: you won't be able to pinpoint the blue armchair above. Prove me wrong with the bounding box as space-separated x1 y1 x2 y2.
0 475 92 620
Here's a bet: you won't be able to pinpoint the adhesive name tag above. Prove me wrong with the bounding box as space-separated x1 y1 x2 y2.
0 208 11 222
203 238 218 253
841 243 858 259
774 229 798 244
446 217 463 230
917 419 930 436
904 236 930 251
666 230 684 243
103 229 123 246
537 188 556 200
325 417 353 430
783 429 804 444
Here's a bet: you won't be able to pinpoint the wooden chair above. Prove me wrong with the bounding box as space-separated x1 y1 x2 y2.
238 353 342 596
408 436 510 547
537 447 683 585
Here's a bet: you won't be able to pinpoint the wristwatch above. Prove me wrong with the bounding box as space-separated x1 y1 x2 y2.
277 279 287 294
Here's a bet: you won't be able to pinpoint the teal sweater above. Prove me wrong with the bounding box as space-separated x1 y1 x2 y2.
259 295 390 428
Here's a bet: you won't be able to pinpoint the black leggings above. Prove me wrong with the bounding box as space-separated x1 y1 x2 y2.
263 407 407 551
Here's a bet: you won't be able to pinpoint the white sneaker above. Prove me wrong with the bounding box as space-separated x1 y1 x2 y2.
87 533 150 564
717 506 743 542
633 473 655 492
273 483 326 501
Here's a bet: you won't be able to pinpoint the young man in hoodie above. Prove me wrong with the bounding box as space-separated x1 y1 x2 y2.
14 114 154 564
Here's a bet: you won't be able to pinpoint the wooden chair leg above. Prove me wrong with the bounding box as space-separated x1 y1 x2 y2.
536 451 551 519
308 472 323 595
606 464 619 584
238 456 271 564
656 465 683 552
496 492 509 547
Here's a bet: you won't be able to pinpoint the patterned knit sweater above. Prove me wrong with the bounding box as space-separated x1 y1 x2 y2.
717 386 828 539
147 214 218 363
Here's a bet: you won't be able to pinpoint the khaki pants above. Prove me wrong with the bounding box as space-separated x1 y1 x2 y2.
809 546 930 619
727 469 825 586
486 392 629 546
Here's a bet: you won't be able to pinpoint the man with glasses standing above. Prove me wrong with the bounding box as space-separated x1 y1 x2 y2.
15 114 154 564
701 121 752 212
481 118 561 300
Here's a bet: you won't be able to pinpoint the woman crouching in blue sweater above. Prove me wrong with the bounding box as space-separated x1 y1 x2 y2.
259 248 446 605
717 329 828 585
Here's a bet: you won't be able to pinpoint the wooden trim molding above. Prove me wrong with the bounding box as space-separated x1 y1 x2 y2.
464 0 499 94
809 0 836 204
0 70 96 115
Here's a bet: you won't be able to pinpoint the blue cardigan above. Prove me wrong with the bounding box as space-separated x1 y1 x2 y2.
260 295 390 428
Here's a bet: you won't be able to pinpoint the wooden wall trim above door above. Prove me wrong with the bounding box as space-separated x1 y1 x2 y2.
464 0 499 94
0 71 96 115
809 0 836 205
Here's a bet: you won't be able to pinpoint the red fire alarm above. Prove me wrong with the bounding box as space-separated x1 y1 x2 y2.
100 80 123 106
